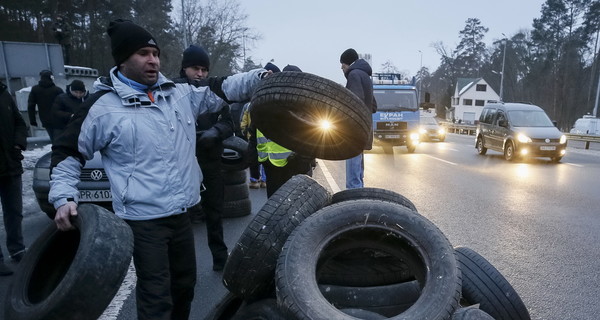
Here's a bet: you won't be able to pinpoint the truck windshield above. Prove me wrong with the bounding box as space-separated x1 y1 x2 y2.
373 90 418 112
508 110 554 127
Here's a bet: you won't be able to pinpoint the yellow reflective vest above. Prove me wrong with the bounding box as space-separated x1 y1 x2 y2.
256 129 292 167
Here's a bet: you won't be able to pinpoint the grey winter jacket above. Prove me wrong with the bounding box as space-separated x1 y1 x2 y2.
49 66 265 220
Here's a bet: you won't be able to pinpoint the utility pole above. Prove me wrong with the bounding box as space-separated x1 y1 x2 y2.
418 50 423 103
594 70 600 117
499 34 507 101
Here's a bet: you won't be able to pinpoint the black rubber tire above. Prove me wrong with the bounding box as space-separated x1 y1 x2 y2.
330 187 418 212
224 183 249 202
276 200 461 320
250 72 371 160
319 281 421 317
230 298 286 320
456 246 531 320
452 306 495 320
222 136 250 171
222 198 252 218
223 174 331 300
339 308 386 319
504 140 517 161
204 291 244 320
4 204 133 320
223 169 248 185
476 136 487 155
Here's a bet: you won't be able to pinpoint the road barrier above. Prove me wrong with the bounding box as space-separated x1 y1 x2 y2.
565 133 600 149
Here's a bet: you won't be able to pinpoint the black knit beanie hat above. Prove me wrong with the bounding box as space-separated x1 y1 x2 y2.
39 70 53 80
107 19 160 66
282 64 302 72
70 80 85 92
181 45 210 70
264 62 281 73
340 48 359 65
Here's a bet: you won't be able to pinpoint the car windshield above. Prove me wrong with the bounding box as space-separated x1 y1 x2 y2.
420 117 438 125
373 90 418 111
508 110 554 127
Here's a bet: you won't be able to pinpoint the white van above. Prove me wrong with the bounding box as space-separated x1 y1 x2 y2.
570 115 600 135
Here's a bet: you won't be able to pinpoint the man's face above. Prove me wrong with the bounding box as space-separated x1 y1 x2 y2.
71 90 86 99
341 63 350 74
184 65 209 81
119 47 160 86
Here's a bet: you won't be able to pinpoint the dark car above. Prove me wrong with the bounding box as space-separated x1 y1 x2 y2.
419 117 446 142
475 102 567 162
33 151 112 218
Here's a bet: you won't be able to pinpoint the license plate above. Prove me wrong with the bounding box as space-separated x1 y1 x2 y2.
79 190 112 201
385 135 400 139
540 146 556 151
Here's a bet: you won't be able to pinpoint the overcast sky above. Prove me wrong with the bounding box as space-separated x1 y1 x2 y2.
240 0 546 84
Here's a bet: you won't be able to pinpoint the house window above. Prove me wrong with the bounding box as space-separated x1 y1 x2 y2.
476 84 487 91
475 100 485 106
463 99 473 105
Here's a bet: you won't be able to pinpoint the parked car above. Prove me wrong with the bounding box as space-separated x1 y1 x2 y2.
419 117 446 142
475 102 567 162
33 151 112 219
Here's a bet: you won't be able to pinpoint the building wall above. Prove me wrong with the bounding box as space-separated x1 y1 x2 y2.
451 79 499 124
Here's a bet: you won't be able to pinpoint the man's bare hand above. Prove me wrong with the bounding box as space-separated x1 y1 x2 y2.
55 201 78 231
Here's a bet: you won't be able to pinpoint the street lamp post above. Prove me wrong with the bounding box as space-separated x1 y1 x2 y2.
499 34 507 101
181 0 188 48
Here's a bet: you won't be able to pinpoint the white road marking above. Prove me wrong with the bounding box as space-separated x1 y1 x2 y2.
564 162 583 167
317 160 341 193
422 154 458 166
98 260 137 320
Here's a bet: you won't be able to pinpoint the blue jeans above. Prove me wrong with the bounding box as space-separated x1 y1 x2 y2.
345 153 364 189
0 175 25 261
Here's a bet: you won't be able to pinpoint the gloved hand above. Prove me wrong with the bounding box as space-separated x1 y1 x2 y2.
196 128 220 149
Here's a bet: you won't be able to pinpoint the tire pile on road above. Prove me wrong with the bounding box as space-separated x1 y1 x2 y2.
221 136 253 218
204 175 531 320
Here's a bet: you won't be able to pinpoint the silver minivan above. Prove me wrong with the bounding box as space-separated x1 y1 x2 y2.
475 102 567 162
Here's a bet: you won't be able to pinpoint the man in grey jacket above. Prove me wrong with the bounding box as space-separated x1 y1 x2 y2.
49 20 268 320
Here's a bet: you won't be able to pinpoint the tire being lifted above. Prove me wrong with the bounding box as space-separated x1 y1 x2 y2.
250 72 372 160
4 204 133 320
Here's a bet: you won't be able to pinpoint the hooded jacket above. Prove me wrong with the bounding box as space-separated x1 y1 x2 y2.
51 84 89 129
344 58 376 149
0 82 28 177
49 66 265 220
27 77 64 127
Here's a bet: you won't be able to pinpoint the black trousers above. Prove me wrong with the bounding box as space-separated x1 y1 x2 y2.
0 175 25 261
262 157 313 198
199 160 228 265
126 213 196 320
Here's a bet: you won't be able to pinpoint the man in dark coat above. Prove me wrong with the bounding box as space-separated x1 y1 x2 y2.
340 48 376 189
0 80 28 275
173 44 231 271
27 70 64 143
51 79 88 140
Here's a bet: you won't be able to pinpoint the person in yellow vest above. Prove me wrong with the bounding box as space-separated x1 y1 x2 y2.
248 64 314 197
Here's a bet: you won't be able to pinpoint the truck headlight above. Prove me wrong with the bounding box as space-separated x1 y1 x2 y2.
517 133 531 143
419 128 427 134
410 133 420 141
559 135 567 144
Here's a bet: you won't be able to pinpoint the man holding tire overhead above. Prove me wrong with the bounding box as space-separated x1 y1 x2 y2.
248 63 316 198
173 44 231 271
49 19 269 320
340 48 376 189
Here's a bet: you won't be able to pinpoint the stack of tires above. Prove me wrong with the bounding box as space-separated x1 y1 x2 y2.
204 179 531 319
221 136 252 218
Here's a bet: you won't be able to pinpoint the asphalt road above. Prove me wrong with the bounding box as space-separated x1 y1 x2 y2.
1 133 600 319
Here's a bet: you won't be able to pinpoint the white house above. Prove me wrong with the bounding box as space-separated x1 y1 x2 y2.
449 78 500 124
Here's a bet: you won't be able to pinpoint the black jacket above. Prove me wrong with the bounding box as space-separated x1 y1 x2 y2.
172 77 234 163
27 78 64 127
0 83 28 177
51 85 89 129
344 58 376 149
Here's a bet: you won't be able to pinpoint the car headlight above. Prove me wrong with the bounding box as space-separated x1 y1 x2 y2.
559 135 567 144
517 133 532 143
419 128 427 134
438 128 446 135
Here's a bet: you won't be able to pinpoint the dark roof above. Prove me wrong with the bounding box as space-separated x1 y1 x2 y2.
456 77 482 95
